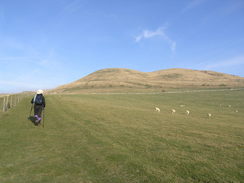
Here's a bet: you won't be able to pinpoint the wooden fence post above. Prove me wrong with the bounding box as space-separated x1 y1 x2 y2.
10 95 12 108
2 97 6 112
6 95 9 110
13 95 16 106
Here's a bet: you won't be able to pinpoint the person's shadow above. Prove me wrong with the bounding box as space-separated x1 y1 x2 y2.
28 116 38 126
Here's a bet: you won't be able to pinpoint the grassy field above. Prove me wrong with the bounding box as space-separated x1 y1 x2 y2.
0 91 243 183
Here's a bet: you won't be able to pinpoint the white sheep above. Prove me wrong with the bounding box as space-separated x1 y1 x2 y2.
180 105 185 107
172 109 176 114
208 113 212 118
155 107 160 112
235 110 238 113
228 105 232 108
186 110 190 115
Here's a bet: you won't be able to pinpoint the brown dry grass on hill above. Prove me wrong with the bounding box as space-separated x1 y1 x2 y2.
51 68 244 93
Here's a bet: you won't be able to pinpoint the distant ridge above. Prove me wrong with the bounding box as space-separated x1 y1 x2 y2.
51 68 244 93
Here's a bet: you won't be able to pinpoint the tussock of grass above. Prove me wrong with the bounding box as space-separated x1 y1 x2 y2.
0 91 243 182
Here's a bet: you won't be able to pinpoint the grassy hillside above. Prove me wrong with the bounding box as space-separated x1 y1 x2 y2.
0 91 243 182
52 68 244 93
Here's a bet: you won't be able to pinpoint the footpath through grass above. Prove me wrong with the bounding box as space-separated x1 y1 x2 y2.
0 91 243 183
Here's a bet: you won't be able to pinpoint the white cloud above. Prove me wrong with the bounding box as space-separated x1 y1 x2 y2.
221 0 244 15
135 28 164 42
0 80 41 88
204 56 244 70
0 38 60 67
0 56 29 62
0 69 61 93
135 27 176 52
0 55 58 67
64 0 83 14
0 38 64 92
182 0 208 13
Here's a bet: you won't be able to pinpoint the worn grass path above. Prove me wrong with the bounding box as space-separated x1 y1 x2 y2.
0 91 243 182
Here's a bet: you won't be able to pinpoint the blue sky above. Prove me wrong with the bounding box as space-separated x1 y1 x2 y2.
0 0 244 93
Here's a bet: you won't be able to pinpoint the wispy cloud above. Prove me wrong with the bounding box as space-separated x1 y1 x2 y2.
0 80 41 89
135 27 176 52
0 37 64 92
0 65 62 93
0 79 54 93
221 0 244 15
0 56 29 62
204 56 244 70
0 37 27 51
182 0 208 13
0 55 59 67
64 0 84 14
0 37 60 67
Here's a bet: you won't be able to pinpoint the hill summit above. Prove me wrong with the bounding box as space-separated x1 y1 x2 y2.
51 68 244 93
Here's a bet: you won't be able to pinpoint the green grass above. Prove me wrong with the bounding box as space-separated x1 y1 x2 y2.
0 91 243 182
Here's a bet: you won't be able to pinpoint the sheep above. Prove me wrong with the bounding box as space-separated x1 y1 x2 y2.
155 107 160 112
228 105 232 108
186 110 190 115
208 113 212 118
235 110 238 113
172 109 176 114
180 105 185 107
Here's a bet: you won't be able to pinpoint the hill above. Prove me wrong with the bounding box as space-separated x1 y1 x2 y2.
51 68 244 93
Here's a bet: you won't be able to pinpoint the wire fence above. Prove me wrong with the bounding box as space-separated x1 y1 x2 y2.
0 94 26 112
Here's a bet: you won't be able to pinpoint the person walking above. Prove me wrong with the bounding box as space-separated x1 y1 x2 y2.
31 89 45 125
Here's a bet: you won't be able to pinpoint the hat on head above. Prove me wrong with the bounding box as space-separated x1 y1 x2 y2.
36 89 44 94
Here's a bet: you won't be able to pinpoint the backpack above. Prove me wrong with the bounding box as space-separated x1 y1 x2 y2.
34 94 43 105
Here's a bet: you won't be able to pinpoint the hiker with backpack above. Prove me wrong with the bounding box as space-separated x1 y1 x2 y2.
31 89 45 125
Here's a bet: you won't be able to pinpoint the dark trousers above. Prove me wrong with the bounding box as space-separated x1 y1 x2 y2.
34 105 43 117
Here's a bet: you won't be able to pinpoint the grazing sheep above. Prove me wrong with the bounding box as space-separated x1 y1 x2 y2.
228 105 232 108
208 113 212 118
172 109 176 114
180 105 185 107
235 110 238 113
155 107 160 112
186 110 190 115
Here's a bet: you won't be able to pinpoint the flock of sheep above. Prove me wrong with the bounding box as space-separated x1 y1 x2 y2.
154 104 238 118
